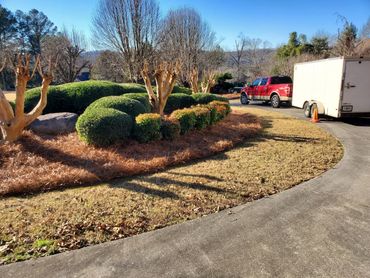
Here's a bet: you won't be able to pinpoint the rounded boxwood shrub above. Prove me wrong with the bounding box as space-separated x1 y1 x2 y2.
192 93 229 105
206 105 218 125
86 96 146 120
170 108 196 134
24 86 75 113
209 101 231 121
134 113 161 143
161 117 181 140
25 80 131 114
76 108 133 146
192 106 211 129
119 83 147 93
123 93 151 112
172 85 192 95
164 93 196 114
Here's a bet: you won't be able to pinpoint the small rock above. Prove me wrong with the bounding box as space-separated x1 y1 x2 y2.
29 112 78 135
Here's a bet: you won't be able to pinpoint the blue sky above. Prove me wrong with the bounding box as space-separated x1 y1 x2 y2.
1 0 369 50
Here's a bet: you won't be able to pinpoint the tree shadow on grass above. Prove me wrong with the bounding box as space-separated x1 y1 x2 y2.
107 179 180 199
107 174 232 200
3 112 316 197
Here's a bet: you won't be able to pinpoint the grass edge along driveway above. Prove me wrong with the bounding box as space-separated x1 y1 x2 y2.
0 107 343 264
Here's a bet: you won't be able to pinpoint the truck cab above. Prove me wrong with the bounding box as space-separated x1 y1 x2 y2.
240 76 293 108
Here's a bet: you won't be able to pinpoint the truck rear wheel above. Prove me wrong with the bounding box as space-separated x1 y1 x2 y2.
240 93 249 105
270 94 280 108
303 102 311 118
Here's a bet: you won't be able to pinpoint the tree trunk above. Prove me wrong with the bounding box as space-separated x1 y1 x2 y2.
0 55 54 142
141 61 180 116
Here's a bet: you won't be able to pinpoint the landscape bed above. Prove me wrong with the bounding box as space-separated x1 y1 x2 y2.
0 107 343 264
0 110 260 196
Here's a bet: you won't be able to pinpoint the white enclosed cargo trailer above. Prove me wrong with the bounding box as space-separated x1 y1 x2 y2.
292 57 370 118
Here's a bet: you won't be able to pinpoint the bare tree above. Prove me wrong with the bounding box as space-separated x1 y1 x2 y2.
91 50 126 82
92 0 160 82
141 61 180 116
189 67 199 94
332 17 358 56
245 39 272 79
230 33 248 81
42 28 89 84
58 28 89 83
201 70 216 93
0 54 56 142
159 7 215 84
230 34 272 81
360 17 370 39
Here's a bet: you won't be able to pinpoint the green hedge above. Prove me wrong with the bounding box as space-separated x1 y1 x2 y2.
134 113 161 143
192 106 211 129
25 81 147 115
119 83 147 93
165 93 196 114
209 101 231 121
192 93 229 105
161 117 181 140
206 105 218 125
170 108 196 134
76 108 133 146
172 85 192 95
123 93 151 112
86 96 146 120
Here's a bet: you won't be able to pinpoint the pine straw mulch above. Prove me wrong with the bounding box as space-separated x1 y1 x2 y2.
0 108 343 265
0 110 261 196
222 93 241 100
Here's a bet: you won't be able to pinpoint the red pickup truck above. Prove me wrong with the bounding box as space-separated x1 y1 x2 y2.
240 76 293 108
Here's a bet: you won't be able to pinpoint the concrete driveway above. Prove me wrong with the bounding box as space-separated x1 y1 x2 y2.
2 102 370 277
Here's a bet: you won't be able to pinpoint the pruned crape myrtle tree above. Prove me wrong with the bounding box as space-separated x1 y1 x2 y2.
0 54 55 142
189 68 199 94
201 70 216 93
141 61 180 116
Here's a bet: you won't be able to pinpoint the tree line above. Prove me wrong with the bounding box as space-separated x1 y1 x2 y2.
1 1 370 91
0 5 89 89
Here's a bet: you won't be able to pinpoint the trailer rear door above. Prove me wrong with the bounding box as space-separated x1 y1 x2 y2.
341 60 370 114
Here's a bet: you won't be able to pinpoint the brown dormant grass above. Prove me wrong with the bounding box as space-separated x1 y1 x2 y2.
0 108 343 264
3 91 16 101
0 110 261 196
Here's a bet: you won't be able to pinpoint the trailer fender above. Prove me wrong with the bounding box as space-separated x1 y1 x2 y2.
308 100 325 114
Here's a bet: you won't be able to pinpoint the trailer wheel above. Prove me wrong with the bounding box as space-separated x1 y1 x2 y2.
303 102 311 118
270 94 280 108
240 93 249 105
310 103 318 117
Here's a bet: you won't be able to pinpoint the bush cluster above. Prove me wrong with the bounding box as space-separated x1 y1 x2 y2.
160 117 181 140
134 113 162 143
66 82 231 146
86 96 147 120
164 93 196 114
192 93 228 105
25 79 226 117
123 93 151 112
208 100 231 121
172 85 192 95
170 108 197 134
76 108 133 147
192 106 211 129
25 81 147 115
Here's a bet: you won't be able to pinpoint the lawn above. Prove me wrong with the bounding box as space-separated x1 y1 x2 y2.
3 91 16 102
0 107 343 264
